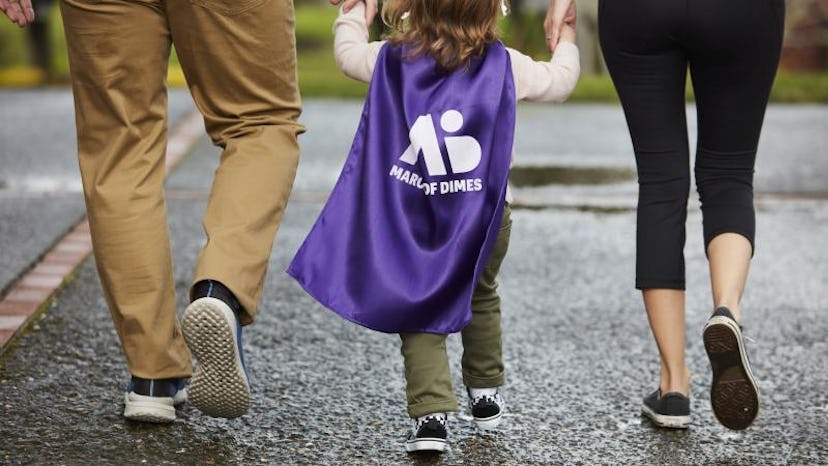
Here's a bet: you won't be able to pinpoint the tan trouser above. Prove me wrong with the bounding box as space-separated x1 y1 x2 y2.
400 205 512 418
60 0 303 379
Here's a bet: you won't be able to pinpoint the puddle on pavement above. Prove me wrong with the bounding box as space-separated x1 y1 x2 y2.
509 166 636 187
0 176 82 193
512 203 635 214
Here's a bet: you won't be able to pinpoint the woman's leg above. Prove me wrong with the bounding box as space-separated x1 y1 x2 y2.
643 290 691 395
687 0 785 323
706 235 752 322
687 0 784 429
599 0 692 396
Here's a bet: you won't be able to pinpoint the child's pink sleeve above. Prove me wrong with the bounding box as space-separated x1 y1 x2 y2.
507 42 581 103
333 3 385 83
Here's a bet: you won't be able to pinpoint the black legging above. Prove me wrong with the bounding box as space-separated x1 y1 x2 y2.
598 0 784 290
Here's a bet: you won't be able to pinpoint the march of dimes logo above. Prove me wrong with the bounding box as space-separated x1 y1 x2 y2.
389 109 484 196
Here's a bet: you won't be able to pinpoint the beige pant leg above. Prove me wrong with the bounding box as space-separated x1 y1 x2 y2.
167 0 304 324
60 0 192 379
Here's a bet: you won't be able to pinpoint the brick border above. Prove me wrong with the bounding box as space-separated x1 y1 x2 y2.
0 111 204 352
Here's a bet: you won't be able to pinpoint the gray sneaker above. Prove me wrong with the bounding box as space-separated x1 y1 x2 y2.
123 376 187 423
182 280 251 419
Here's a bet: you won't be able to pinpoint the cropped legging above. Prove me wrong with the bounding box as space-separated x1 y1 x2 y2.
598 0 785 289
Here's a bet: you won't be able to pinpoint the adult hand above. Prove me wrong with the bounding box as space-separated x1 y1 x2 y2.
544 0 576 52
0 0 35 27
330 0 378 26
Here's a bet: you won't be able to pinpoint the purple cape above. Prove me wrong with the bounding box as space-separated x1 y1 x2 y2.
288 41 516 334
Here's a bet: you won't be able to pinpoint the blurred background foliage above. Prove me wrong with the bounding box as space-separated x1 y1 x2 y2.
1 0 827 101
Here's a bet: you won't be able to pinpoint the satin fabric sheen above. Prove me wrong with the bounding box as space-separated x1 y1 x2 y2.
288 42 516 334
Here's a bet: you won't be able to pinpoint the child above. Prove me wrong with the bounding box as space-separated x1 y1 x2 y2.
289 0 579 453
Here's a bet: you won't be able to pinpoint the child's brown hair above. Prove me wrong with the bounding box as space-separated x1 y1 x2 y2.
382 0 505 71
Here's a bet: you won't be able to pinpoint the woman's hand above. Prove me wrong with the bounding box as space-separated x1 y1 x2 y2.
0 0 35 27
330 0 378 26
544 0 577 52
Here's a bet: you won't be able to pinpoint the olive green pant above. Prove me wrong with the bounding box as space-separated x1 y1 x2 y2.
400 205 512 419
60 0 303 379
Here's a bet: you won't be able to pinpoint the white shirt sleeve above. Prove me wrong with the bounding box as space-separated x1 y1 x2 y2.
333 3 385 83
506 42 581 103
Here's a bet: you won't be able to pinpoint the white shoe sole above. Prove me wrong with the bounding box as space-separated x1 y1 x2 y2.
703 316 760 430
641 403 690 429
182 297 251 419
406 438 447 453
123 392 176 423
473 412 503 430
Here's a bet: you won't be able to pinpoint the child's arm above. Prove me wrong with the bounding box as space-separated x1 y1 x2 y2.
507 27 580 103
333 2 385 83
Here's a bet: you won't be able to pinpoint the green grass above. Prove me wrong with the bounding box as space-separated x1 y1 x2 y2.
770 72 828 103
2 4 828 103
294 3 368 98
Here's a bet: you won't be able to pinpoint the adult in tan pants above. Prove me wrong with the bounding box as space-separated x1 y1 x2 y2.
2 0 303 422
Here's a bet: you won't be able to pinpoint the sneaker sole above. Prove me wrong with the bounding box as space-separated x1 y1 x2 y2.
182 297 251 419
641 402 690 429
703 316 760 430
123 392 176 423
406 438 447 453
473 412 503 430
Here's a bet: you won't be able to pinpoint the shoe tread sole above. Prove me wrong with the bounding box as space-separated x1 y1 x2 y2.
182 298 251 419
703 318 760 430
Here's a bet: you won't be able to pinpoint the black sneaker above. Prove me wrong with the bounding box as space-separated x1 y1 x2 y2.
641 389 691 429
182 280 251 419
467 387 505 430
123 376 188 423
406 413 448 453
703 306 760 430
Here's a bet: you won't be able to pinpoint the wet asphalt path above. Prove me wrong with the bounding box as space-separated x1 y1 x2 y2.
1 97 827 465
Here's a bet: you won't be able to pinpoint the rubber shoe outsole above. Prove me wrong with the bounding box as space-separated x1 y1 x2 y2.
182 297 251 419
123 392 176 423
473 411 503 430
641 403 690 429
703 316 760 430
406 438 447 453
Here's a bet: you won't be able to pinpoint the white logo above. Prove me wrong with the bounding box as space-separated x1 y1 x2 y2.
398 110 482 176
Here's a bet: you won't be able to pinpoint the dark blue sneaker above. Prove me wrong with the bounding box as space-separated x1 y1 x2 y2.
703 306 760 430
182 280 251 418
124 376 188 423
641 389 691 429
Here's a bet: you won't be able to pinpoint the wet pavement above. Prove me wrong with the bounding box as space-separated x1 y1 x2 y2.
1 97 827 465
0 90 196 295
